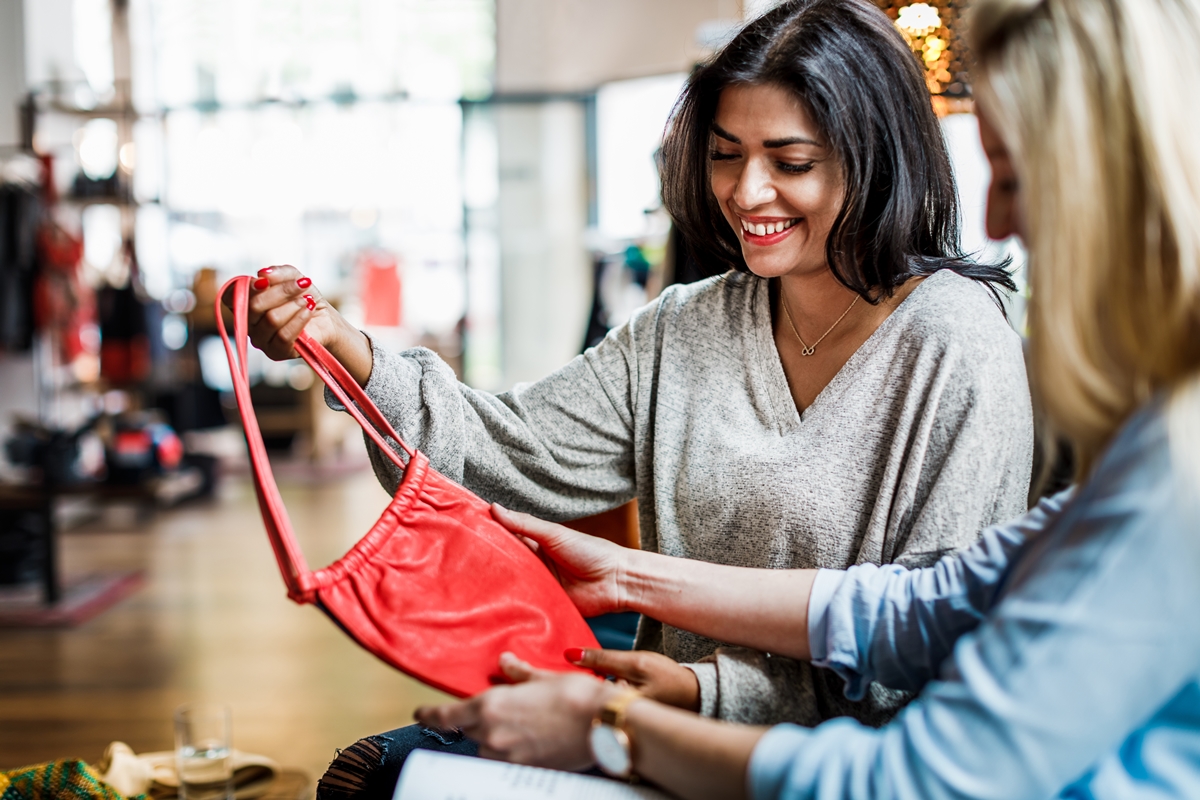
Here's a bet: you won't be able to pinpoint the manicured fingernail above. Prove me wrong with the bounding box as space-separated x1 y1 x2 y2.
252 277 269 291
257 267 274 276
297 277 312 289
304 294 316 311
564 648 585 663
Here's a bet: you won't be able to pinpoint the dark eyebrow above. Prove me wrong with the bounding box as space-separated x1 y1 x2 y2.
711 124 820 149
763 135 820 148
711 123 740 144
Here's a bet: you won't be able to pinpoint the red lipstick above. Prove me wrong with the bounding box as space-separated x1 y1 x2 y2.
741 218 800 247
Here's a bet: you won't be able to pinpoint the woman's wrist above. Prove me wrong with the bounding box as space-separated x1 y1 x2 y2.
328 316 374 387
617 547 674 616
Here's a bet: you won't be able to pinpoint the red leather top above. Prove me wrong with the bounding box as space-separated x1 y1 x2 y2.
217 276 598 697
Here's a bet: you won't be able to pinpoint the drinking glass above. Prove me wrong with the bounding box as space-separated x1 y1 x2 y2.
174 702 233 800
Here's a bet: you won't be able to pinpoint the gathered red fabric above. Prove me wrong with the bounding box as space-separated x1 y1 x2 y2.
217 276 598 697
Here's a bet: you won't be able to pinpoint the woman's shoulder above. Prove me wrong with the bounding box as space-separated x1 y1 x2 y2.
655 269 759 307
888 270 1024 359
1090 397 1182 501
634 270 763 332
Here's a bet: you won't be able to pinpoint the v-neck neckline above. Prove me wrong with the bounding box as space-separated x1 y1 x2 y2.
751 271 945 433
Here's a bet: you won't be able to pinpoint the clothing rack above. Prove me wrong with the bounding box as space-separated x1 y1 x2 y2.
0 149 51 425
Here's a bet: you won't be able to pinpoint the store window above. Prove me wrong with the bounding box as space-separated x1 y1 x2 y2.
129 0 494 366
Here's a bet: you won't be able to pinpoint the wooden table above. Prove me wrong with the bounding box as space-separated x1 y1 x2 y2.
259 769 313 800
0 484 60 604
0 473 207 607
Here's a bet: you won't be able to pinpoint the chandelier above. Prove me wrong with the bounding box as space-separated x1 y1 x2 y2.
878 1 971 115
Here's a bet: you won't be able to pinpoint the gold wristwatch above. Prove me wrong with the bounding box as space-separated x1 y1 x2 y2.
589 688 642 779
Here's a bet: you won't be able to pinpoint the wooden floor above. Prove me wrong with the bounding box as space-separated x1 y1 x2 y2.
0 467 450 780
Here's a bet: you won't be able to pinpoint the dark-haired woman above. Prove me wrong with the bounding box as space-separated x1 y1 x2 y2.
245 0 1031 789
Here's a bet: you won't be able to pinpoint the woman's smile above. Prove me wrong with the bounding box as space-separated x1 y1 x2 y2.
738 215 802 246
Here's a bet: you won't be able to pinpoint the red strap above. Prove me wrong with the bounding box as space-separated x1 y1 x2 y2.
214 276 416 601
293 333 416 465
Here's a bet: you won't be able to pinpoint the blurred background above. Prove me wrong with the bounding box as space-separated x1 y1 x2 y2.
0 0 1024 787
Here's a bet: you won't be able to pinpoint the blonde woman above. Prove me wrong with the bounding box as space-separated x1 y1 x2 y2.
414 0 1200 797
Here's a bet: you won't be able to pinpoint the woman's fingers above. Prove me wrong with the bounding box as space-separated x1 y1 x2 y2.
565 648 645 681
491 504 571 547
414 698 480 732
564 649 700 710
255 264 303 287
269 304 314 356
240 264 331 359
515 533 540 554
498 651 545 683
248 265 312 325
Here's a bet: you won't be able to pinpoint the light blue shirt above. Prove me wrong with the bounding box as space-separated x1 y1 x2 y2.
749 400 1200 799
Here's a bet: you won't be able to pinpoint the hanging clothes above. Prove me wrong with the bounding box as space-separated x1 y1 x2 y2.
97 243 152 386
0 182 42 351
33 220 93 364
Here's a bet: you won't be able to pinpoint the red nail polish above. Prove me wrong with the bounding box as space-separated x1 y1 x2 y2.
304 294 316 311
564 647 585 663
297 277 312 289
253 277 269 291
257 267 274 276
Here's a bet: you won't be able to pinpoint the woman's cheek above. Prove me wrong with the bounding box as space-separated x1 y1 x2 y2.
709 172 733 207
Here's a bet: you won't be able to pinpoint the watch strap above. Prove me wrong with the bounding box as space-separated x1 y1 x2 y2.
599 687 643 729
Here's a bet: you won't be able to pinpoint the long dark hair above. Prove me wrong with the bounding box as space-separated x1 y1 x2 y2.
660 0 1014 303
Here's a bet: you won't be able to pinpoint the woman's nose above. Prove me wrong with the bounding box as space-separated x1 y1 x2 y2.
733 158 776 210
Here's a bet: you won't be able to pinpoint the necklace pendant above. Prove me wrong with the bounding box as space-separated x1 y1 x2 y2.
800 345 815 356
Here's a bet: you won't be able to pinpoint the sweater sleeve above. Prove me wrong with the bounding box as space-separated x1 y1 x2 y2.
749 409 1200 800
325 302 658 521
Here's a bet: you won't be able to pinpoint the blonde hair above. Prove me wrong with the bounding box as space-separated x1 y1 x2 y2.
969 0 1200 483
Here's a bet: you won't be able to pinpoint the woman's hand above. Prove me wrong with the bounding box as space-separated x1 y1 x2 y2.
565 647 700 712
414 652 614 770
419 653 762 800
492 504 633 618
224 265 373 386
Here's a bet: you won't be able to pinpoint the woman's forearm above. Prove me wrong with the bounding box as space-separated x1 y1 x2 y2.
329 318 375 387
626 698 766 800
619 550 818 660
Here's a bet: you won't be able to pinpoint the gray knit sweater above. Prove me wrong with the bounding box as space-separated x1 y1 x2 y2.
328 269 1033 726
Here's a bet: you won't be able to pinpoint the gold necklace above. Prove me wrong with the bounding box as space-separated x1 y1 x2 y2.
780 289 859 356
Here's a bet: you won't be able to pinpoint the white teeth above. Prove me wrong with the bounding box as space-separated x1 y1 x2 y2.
742 218 798 236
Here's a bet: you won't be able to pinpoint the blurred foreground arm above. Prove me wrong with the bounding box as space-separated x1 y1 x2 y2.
415 654 766 800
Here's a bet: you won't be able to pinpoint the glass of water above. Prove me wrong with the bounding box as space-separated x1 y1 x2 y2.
174 702 233 800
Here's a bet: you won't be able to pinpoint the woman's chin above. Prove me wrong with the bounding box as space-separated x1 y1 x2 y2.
742 253 823 280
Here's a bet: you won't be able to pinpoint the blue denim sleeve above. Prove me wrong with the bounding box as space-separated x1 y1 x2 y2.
812 490 1071 699
748 406 1200 800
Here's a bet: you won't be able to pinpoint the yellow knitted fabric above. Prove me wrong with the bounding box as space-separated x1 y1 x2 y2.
0 761 144 800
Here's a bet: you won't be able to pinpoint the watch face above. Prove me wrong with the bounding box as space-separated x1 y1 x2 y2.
589 724 632 777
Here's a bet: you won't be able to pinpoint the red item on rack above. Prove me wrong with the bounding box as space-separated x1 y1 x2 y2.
33 222 95 363
359 251 402 328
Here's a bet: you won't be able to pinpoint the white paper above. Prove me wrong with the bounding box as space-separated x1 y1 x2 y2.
393 751 671 800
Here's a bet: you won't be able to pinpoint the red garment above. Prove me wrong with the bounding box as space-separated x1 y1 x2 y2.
360 251 402 328
218 276 598 697
33 223 94 363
